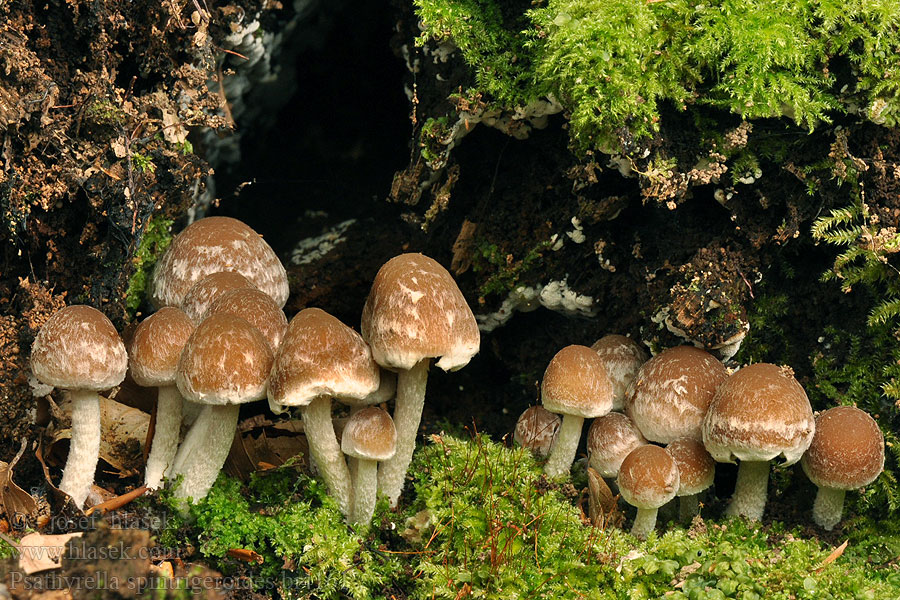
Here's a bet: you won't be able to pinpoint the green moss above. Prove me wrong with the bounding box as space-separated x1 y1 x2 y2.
85 99 128 128
473 238 552 298
131 152 156 174
419 116 453 168
124 216 173 314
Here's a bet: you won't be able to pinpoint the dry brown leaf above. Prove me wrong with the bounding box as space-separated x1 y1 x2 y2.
816 539 849 572
587 467 617 525
0 438 38 523
18 532 82 574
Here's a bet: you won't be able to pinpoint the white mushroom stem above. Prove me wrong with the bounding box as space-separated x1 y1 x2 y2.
812 487 846 531
302 396 353 517
725 460 769 521
58 389 101 509
352 458 378 525
631 507 659 539
181 398 203 427
378 359 429 507
679 494 700 522
144 385 183 490
171 404 239 503
544 414 585 478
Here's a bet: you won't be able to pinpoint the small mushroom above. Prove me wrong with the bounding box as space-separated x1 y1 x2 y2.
342 407 397 525
666 437 715 522
202 287 288 353
586 412 647 479
129 307 195 490
361 253 479 506
617 445 679 539
801 406 884 530
541 345 614 477
702 363 814 521
591 335 648 411
179 271 255 324
514 406 561 458
625 345 728 444
30 306 127 508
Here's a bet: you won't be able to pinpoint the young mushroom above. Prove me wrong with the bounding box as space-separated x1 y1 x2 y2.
514 406 561 458
666 437 715 522
586 412 647 479
617 444 679 539
800 406 884 530
30 305 128 508
541 345 614 477
202 287 288 353
702 363 815 521
171 313 273 503
129 307 195 490
361 253 479 507
591 335 648 411
341 407 397 525
268 308 380 518
179 271 256 324
625 345 727 444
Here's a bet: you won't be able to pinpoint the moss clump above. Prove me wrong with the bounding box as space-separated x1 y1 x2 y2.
124 216 173 314
473 238 552 298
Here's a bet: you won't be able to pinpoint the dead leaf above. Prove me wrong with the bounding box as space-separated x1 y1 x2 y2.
587 467 617 525
0 438 38 524
450 219 477 275
816 540 848 572
18 532 82 574
227 548 263 564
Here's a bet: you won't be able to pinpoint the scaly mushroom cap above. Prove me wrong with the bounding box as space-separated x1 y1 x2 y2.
591 335 648 410
625 345 728 444
801 406 884 491
31 305 127 391
542 345 614 419
268 308 380 407
150 217 288 309
666 437 715 497
176 313 273 405
587 412 647 478
617 445 680 510
342 406 397 461
180 271 255 323
204 288 288 353
361 253 479 372
130 307 195 387
702 363 814 465
514 406 562 457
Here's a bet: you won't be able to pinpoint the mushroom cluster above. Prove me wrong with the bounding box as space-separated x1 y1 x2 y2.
29 217 479 525
514 338 885 537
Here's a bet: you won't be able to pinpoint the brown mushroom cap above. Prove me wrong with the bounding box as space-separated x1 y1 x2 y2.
150 217 288 309
801 406 884 491
130 307 195 387
514 406 562 457
175 313 273 405
268 308 380 406
666 437 715 496
341 406 397 461
591 335 649 410
542 345 614 419
203 288 288 353
180 271 255 324
361 253 479 372
31 305 127 391
617 445 680 509
702 363 814 465
586 412 647 478
625 345 728 444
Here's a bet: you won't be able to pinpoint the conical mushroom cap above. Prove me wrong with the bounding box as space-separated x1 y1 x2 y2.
591 335 648 410
666 437 715 496
542 345 614 419
617 445 679 510
130 306 195 387
180 271 255 323
151 217 288 309
342 407 397 461
269 308 380 407
31 305 127 391
203 287 288 353
801 406 884 491
587 412 647 478
702 363 814 465
361 253 479 372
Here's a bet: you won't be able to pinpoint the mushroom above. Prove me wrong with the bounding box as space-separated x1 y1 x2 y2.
514 406 561 458
591 335 648 411
341 406 397 525
170 313 273 503
30 305 127 508
150 216 288 310
666 437 715 522
617 444 679 539
541 345 614 477
129 306 195 490
202 287 288 353
800 406 884 530
361 253 479 506
586 412 647 479
180 271 255 324
268 308 380 518
702 363 814 521
625 345 727 444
